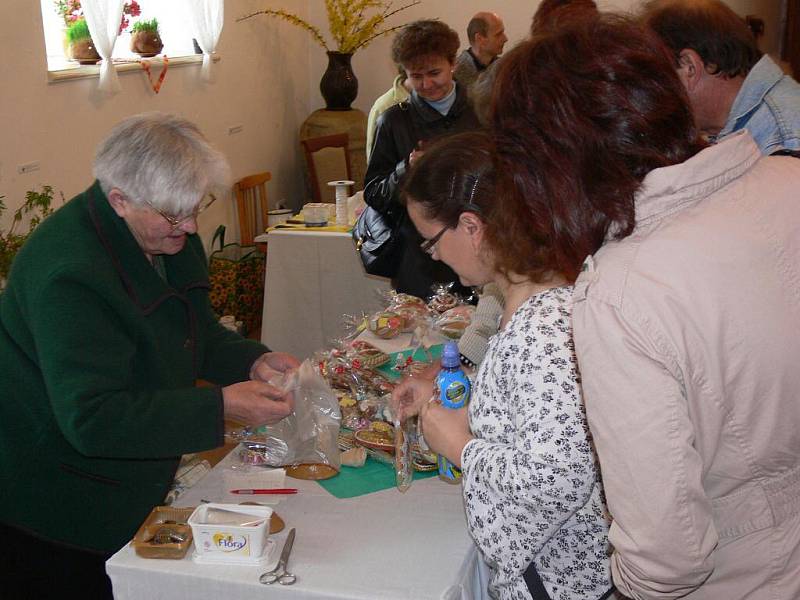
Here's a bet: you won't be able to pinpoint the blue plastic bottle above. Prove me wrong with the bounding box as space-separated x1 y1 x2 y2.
435 342 471 484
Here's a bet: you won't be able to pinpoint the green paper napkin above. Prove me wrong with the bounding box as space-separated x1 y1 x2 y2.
375 344 444 381
317 456 437 498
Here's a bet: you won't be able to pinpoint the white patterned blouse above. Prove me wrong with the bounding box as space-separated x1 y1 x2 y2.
461 286 612 600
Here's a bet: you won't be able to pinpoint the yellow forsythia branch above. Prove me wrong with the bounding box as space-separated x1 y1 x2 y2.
238 1 420 54
238 9 330 51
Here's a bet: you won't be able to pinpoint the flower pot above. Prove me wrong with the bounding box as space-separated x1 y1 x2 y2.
131 31 163 58
69 39 101 65
320 52 358 111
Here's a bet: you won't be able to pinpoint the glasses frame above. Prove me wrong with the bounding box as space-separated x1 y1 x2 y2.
419 224 450 255
141 193 217 231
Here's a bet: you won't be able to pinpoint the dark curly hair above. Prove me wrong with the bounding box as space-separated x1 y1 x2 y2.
490 14 703 281
391 20 461 68
402 131 561 283
639 0 761 78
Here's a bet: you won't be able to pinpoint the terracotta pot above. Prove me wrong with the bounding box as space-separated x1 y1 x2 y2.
319 52 358 111
131 31 163 58
69 39 101 65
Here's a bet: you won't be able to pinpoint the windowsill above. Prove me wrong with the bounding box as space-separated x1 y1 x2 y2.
47 53 220 83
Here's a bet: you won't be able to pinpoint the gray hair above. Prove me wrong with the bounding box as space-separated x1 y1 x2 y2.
93 112 231 215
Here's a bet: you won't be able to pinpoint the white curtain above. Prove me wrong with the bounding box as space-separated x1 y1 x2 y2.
82 0 125 93
185 0 224 82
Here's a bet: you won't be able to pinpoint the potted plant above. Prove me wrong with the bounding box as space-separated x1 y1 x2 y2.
66 18 100 64
0 186 59 291
239 1 421 110
55 0 141 60
131 18 163 58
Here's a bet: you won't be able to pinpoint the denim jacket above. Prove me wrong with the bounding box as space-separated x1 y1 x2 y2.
717 55 800 155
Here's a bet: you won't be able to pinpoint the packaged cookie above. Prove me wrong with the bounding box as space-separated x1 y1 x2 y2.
436 305 475 340
428 283 460 314
349 340 390 368
368 311 404 339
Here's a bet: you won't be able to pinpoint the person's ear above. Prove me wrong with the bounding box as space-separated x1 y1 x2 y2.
107 188 129 219
677 48 704 92
459 211 485 249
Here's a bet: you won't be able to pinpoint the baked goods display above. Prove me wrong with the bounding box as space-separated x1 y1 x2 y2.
227 288 471 492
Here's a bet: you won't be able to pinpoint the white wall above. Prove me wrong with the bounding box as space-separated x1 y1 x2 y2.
0 0 314 246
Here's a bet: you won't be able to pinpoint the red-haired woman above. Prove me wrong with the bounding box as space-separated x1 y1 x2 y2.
491 14 800 599
394 131 614 600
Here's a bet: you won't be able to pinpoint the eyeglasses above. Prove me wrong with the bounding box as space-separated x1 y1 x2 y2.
419 224 450 255
142 193 217 231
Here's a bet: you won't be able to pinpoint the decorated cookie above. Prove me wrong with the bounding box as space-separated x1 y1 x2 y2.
368 311 404 339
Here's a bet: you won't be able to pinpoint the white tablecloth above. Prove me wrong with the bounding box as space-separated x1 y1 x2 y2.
258 229 391 360
106 450 489 600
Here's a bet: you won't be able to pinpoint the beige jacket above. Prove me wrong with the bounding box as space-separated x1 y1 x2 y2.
572 132 800 600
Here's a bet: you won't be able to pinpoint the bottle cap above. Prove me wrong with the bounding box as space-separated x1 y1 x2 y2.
441 341 460 368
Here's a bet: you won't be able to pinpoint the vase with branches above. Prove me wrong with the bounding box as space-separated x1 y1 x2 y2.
239 1 421 109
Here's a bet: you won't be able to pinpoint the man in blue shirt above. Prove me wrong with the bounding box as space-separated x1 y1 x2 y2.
641 0 800 155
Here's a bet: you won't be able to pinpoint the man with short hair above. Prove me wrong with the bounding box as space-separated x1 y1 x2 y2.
641 0 800 155
453 12 508 88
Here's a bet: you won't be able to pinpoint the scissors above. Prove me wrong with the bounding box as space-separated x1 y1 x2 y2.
259 528 297 585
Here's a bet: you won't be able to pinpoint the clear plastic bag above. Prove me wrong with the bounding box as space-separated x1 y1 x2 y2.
230 360 342 471
394 419 413 493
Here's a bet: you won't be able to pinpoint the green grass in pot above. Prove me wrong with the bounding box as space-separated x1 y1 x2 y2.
66 18 92 43
132 17 159 34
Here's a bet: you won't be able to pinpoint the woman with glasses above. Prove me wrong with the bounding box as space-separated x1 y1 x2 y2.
0 112 300 598
364 19 480 300
393 131 614 600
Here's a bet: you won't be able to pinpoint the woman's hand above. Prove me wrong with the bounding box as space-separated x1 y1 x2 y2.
222 380 294 427
419 402 472 468
391 375 436 421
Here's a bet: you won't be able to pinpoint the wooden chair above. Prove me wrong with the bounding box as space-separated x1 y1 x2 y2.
300 133 352 203
233 172 271 247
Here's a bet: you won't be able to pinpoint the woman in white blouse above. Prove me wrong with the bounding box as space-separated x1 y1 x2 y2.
393 131 613 600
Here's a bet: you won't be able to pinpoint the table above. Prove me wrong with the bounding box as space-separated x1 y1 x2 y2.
106 449 490 600
258 229 391 359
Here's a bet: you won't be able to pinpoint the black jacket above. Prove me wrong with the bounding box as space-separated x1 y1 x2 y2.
364 84 480 299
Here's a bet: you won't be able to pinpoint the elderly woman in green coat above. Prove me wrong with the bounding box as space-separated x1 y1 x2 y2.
0 112 299 598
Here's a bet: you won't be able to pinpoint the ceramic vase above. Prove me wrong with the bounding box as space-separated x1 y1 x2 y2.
320 52 358 111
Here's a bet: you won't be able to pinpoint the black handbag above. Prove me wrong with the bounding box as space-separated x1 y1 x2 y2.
352 205 405 278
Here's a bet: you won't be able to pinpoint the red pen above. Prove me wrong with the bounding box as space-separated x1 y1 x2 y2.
229 488 298 495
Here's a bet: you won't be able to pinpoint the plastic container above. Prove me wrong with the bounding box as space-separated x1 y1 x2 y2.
267 208 293 227
303 203 330 226
435 342 471 484
188 503 273 563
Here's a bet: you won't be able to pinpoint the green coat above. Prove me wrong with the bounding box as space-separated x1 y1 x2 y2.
0 182 268 552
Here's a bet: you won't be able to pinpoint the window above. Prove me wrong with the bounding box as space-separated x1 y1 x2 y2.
41 0 198 74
